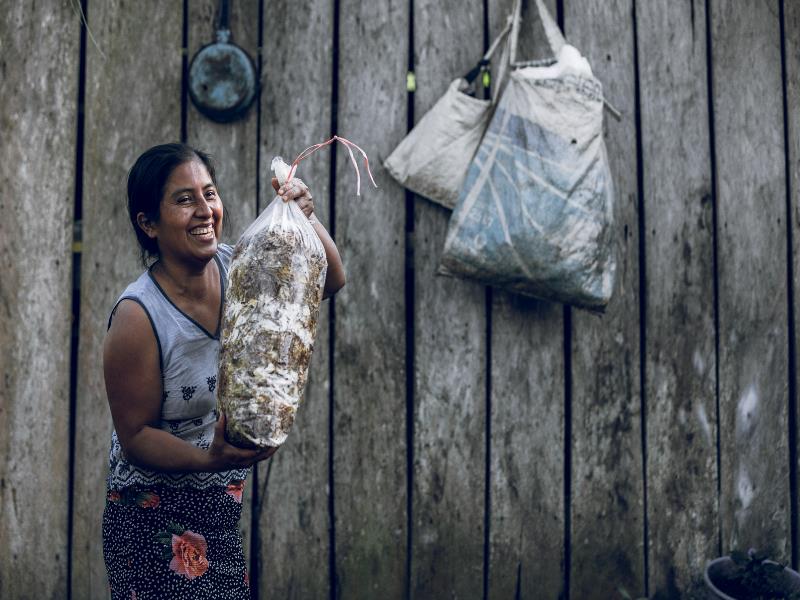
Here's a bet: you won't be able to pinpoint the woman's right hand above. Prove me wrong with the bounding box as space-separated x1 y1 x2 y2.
206 412 278 470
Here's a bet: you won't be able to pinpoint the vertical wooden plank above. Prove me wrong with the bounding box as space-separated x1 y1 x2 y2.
186 0 259 569
489 298 564 599
786 0 800 568
411 1 486 598
334 0 408 598
486 2 565 597
73 2 183 597
0 2 78 597
257 0 333 597
788 3 800 253
713 0 791 559
637 1 719 596
566 1 645 598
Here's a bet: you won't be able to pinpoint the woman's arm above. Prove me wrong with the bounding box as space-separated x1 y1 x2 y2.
312 220 346 299
274 177 346 298
104 300 275 472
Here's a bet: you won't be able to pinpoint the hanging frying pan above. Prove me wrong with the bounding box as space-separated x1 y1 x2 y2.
188 0 257 123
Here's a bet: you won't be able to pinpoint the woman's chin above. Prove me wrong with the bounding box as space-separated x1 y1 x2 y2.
188 238 218 261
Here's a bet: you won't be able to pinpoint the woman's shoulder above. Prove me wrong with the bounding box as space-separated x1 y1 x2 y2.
107 270 154 328
106 298 156 344
104 297 160 374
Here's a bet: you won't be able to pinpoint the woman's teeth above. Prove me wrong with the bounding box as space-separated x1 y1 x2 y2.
190 227 213 236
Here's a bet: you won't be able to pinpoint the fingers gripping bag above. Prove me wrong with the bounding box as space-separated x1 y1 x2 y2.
218 136 376 448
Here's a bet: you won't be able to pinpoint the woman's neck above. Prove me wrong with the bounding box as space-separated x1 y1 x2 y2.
152 254 216 300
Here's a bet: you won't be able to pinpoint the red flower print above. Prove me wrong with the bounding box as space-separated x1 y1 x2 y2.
226 480 244 503
135 491 160 509
107 490 121 503
169 530 209 580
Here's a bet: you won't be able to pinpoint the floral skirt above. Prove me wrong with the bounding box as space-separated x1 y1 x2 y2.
103 481 249 600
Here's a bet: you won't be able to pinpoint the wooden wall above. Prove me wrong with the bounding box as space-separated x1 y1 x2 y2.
1 1 799 598
0 1 78 597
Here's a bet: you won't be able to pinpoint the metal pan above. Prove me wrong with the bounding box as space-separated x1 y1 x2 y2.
188 0 257 123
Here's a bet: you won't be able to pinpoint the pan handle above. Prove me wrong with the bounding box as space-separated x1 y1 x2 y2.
216 0 231 43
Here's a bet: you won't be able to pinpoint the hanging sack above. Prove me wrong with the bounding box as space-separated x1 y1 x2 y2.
383 18 515 209
439 0 617 311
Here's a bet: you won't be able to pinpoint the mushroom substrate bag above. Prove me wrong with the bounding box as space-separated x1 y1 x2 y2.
217 159 327 448
217 138 375 448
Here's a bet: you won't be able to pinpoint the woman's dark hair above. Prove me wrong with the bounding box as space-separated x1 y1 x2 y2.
127 142 218 266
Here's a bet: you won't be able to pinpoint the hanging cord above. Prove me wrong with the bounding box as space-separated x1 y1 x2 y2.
69 0 106 59
287 136 378 196
483 16 514 62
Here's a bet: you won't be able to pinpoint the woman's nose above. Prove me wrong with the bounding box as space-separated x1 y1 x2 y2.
195 196 213 217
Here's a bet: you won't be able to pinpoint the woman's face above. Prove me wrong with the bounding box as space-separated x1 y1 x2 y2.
143 159 223 266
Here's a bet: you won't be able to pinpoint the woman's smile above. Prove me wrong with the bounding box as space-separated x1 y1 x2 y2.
189 224 216 241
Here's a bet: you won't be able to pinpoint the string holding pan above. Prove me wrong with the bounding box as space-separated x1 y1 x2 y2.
188 0 257 123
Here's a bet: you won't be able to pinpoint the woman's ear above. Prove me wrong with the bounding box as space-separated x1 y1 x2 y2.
136 212 158 239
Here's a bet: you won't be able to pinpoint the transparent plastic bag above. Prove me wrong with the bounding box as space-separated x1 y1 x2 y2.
217 158 327 448
218 137 375 448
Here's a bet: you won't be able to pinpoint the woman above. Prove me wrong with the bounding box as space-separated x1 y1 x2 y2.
102 143 344 599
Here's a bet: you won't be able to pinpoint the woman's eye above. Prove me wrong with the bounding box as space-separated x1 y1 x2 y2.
206 190 217 199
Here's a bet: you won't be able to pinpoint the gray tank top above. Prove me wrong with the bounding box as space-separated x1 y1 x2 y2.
106 243 248 490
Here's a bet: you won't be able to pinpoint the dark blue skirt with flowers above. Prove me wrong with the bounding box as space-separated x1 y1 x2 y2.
102 481 249 599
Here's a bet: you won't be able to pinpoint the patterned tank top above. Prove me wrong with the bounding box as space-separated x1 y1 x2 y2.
106 243 248 490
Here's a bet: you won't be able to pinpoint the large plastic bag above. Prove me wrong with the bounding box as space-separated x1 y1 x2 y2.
218 137 375 448
440 0 616 311
217 157 327 448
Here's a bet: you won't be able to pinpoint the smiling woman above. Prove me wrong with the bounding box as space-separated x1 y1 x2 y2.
140 161 222 264
126 145 229 265
100 143 345 598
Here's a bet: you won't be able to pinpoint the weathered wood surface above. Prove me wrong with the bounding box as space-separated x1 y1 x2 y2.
489 295 564 599
787 0 800 570
411 1 487 597
333 0 409 597
637 1 719 597
186 0 259 569
712 0 791 559
0 1 78 598
73 2 183 597
565 1 645 598
487 2 566 597
257 0 333 597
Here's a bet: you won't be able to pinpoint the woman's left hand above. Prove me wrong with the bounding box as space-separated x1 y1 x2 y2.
272 177 314 219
